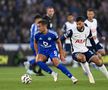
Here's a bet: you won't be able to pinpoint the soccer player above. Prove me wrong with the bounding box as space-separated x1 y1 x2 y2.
84 8 106 70
24 14 44 76
61 16 108 83
43 6 55 29
34 19 78 84
85 8 105 56
61 13 78 68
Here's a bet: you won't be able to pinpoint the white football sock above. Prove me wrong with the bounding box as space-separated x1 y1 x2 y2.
98 64 108 79
81 62 95 83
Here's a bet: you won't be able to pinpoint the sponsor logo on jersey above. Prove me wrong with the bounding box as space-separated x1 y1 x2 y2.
75 39 85 43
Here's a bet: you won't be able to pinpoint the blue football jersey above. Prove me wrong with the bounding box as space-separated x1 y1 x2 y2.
35 30 59 52
30 23 38 51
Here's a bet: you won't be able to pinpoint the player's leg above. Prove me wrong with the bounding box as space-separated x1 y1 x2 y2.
90 55 108 79
24 59 37 75
65 43 78 68
36 54 58 82
24 49 44 75
95 43 106 57
73 52 95 83
51 58 78 84
88 43 106 71
50 50 78 84
87 46 98 69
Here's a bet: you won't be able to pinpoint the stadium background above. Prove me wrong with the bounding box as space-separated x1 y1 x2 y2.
0 0 108 66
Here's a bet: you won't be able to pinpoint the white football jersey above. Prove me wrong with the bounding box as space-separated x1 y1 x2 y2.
64 26 91 53
85 18 99 46
62 21 76 44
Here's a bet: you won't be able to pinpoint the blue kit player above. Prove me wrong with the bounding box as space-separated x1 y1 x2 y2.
34 19 78 83
24 14 44 76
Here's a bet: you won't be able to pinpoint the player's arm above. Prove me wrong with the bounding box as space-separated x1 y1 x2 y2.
56 38 65 62
60 29 73 44
88 30 96 47
34 39 38 54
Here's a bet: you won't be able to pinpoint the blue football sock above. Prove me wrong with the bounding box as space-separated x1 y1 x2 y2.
37 61 52 74
57 64 73 78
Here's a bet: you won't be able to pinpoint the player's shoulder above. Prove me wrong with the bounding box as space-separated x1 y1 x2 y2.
35 31 40 35
84 19 89 23
93 18 97 23
49 30 58 36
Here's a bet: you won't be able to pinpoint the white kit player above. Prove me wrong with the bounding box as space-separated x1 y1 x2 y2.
61 16 108 83
61 13 78 68
85 8 105 57
84 8 106 70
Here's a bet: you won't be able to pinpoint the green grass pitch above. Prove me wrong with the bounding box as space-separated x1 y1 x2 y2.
0 66 108 90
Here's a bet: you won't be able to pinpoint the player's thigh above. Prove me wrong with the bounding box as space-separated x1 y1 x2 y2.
72 52 86 62
82 50 95 63
52 58 60 67
36 54 47 62
50 50 58 60
49 50 59 66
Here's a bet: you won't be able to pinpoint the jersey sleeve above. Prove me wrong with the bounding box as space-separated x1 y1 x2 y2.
87 29 92 38
64 29 73 38
61 29 73 41
34 32 39 41
87 30 96 46
61 24 67 33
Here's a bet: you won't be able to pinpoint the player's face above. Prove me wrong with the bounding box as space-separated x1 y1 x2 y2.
47 8 54 18
76 21 84 30
67 15 74 22
38 23 46 33
87 11 95 20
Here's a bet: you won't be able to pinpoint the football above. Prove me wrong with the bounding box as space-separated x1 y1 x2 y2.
21 74 32 84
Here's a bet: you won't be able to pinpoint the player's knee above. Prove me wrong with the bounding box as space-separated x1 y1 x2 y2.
97 50 106 56
77 54 86 63
52 59 59 67
91 55 103 66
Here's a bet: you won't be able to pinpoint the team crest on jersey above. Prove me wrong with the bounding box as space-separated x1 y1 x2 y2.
39 37 42 40
43 41 48 47
48 37 51 40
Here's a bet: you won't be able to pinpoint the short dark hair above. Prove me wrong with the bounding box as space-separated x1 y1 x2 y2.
46 6 54 9
67 12 73 16
34 14 42 20
38 19 48 26
87 8 95 12
76 16 85 22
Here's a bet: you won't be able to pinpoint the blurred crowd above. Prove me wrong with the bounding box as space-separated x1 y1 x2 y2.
0 0 108 44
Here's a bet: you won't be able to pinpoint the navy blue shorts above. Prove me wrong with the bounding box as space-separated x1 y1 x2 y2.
87 42 103 53
94 43 103 52
72 50 95 62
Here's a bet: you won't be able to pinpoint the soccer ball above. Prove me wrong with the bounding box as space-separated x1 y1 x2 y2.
21 74 32 84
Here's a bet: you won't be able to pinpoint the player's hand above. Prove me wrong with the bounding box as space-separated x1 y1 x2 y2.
62 50 67 58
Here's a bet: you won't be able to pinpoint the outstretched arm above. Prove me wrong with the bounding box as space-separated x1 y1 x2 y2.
34 40 38 54
56 38 65 62
60 29 73 44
